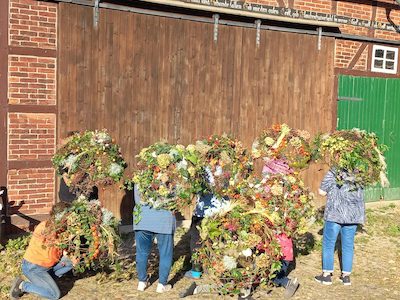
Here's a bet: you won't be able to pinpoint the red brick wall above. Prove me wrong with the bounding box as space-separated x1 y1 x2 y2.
336 1 372 20
9 0 56 49
8 113 56 160
7 168 55 215
6 0 58 225
8 55 56 105
294 0 332 14
255 0 400 73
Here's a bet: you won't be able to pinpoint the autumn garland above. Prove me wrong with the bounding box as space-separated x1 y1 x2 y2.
52 130 126 196
313 128 389 188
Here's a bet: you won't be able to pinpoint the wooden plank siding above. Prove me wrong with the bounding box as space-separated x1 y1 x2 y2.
58 3 335 222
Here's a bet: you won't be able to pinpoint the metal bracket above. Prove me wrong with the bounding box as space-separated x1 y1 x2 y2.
337 96 364 101
213 14 219 42
317 27 322 50
255 19 261 47
94 0 100 28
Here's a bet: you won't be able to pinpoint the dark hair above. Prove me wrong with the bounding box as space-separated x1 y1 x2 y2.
49 202 70 219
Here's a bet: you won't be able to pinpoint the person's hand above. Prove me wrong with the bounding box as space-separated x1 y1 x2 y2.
71 257 80 266
62 173 72 186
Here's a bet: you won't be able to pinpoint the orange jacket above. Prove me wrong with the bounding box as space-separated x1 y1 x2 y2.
24 221 62 268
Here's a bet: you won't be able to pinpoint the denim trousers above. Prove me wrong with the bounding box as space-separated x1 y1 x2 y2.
322 221 357 274
273 260 290 287
135 230 174 285
21 256 73 300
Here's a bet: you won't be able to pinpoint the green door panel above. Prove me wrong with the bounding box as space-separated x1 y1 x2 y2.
337 75 400 202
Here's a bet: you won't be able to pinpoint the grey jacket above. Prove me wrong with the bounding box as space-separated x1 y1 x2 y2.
320 169 365 224
133 185 176 234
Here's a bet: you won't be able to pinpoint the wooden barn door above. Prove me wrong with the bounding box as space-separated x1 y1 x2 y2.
57 3 335 223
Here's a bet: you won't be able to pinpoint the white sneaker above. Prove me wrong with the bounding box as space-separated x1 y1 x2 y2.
156 283 172 293
137 281 149 291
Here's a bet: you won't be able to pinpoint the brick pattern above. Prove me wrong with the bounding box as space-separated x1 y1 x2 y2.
6 0 58 222
334 40 363 69
354 46 368 71
9 0 57 49
8 113 56 161
374 30 400 42
293 0 332 14
8 55 56 105
7 168 55 215
337 1 372 20
376 6 400 25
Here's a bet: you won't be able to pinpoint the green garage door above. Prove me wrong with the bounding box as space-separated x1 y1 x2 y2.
337 75 400 202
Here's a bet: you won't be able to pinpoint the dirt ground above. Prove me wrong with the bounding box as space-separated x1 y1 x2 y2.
1 202 400 300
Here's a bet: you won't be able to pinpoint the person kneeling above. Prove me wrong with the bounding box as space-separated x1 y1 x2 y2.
273 233 299 298
10 203 76 300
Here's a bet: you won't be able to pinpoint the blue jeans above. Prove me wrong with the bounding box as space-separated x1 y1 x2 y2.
135 230 173 285
322 221 357 274
273 260 290 287
21 257 73 300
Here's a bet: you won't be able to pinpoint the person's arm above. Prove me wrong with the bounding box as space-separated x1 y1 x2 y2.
133 185 142 205
319 169 336 195
62 173 71 187
318 188 327 196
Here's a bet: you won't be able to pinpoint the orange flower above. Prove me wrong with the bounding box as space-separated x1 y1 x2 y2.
272 124 282 132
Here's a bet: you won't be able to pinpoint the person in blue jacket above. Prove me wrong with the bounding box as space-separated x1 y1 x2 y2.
133 185 176 293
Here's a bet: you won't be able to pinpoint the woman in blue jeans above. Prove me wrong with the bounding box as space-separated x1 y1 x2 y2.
315 168 365 286
133 185 176 293
10 203 75 300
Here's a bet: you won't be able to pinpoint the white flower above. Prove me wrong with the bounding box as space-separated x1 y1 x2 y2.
251 140 259 150
94 131 111 144
214 165 223 176
101 208 114 225
223 255 237 271
89 199 101 207
264 137 275 146
242 248 252 257
176 159 188 170
77 195 89 202
151 151 157 158
186 144 196 152
169 149 179 158
109 163 123 176
205 167 215 186
65 155 78 168
55 210 66 222
203 198 231 218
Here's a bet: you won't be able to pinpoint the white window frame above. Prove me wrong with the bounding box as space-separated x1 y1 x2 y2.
371 45 398 74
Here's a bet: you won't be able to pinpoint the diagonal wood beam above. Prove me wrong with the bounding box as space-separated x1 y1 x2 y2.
348 43 368 69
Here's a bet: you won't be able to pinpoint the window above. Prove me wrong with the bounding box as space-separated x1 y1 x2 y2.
371 45 398 74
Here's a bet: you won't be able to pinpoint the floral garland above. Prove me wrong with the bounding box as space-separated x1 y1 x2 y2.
45 196 120 273
194 202 282 295
247 173 315 237
127 142 204 212
193 134 253 199
313 128 389 188
252 124 311 170
52 130 126 196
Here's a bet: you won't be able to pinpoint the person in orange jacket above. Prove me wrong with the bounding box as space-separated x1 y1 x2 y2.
10 203 76 300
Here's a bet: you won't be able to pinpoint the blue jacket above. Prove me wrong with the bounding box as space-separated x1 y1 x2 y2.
133 185 176 234
320 169 365 224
